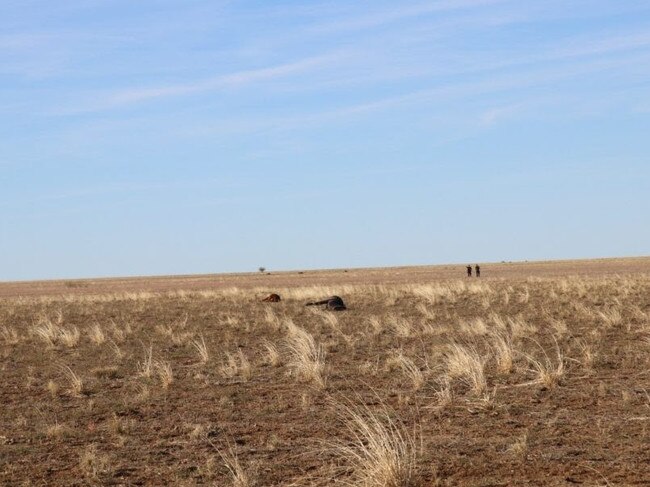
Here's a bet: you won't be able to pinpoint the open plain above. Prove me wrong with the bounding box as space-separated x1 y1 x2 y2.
1 257 649 486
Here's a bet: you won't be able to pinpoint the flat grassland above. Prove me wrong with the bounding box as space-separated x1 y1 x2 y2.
1 258 649 486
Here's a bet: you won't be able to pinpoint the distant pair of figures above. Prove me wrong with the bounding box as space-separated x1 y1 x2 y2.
466 265 480 277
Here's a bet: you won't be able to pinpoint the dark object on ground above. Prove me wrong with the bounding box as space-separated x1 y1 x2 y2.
466 265 472 277
305 295 347 311
262 293 281 302
475 265 481 278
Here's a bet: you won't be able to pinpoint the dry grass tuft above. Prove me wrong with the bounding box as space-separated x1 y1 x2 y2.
327 401 422 487
191 335 210 364
263 341 281 367
490 331 515 374
221 350 252 381
138 345 154 378
58 327 81 348
88 324 106 345
598 308 622 328
445 343 488 395
45 421 68 439
33 318 80 349
521 339 565 389
47 379 59 397
388 352 427 391
79 444 110 480
285 327 326 388
431 378 453 412
507 432 528 460
59 365 85 397
1 326 20 345
217 444 256 487
576 339 597 371
155 361 174 388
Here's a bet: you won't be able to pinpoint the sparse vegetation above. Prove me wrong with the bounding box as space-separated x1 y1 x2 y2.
1 260 649 484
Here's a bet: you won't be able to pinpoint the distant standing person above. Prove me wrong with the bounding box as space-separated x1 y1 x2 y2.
466 265 472 277
475 264 481 277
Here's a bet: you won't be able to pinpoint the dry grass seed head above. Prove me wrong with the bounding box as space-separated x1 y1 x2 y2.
263 307 281 331
547 317 568 337
109 340 124 361
33 319 60 348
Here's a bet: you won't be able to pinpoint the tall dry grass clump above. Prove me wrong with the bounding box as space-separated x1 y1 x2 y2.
155 361 174 388
191 335 210 364
138 345 154 378
33 316 80 349
490 331 515 374
262 340 281 367
59 365 85 397
459 317 488 336
598 308 622 328
386 352 426 391
445 343 487 395
328 401 422 487
263 307 281 331
88 324 106 345
285 327 326 388
507 316 537 338
214 443 256 487
521 339 565 388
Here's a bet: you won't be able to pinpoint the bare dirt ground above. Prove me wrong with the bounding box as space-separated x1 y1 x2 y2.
1 257 649 486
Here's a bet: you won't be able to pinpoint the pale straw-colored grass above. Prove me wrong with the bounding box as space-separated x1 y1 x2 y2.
327 401 422 487
445 343 487 395
285 327 326 388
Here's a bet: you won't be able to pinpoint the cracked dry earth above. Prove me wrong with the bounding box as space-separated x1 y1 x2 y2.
1 259 649 486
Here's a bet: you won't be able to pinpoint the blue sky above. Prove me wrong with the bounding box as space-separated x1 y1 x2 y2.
1 0 649 280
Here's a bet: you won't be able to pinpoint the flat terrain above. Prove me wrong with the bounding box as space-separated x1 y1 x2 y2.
1 257 649 486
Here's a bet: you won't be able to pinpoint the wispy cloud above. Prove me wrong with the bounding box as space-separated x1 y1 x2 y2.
175 50 650 139
307 0 509 33
51 51 348 113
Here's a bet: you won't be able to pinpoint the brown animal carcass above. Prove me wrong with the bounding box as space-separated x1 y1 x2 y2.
262 293 281 302
305 295 346 311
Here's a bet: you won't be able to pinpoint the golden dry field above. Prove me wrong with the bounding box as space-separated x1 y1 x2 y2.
1 258 649 486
